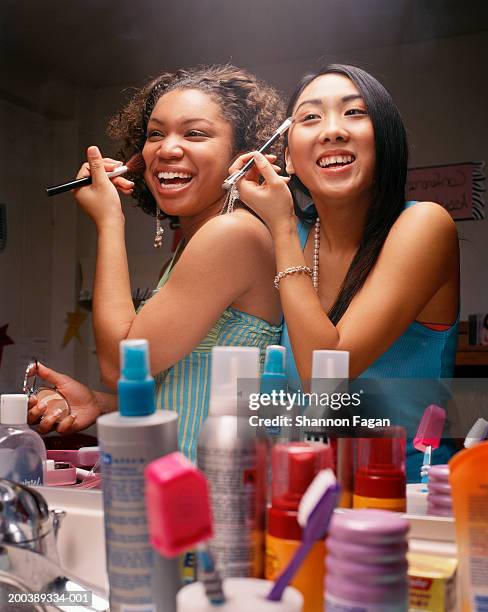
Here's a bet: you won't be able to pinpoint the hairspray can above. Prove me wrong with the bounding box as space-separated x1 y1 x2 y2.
197 346 266 578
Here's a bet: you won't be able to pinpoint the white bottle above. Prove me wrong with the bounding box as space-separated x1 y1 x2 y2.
303 350 350 442
197 347 266 578
0 394 47 486
97 339 179 612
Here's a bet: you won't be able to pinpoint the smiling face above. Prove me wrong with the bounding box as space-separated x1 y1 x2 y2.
286 73 376 206
142 88 234 218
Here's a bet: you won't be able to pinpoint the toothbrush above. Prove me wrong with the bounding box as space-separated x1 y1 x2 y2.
464 417 488 448
222 117 293 190
46 152 145 197
196 543 225 605
145 451 226 606
413 404 446 485
267 469 340 602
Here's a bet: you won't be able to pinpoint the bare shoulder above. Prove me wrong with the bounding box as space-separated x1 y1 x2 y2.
387 201 458 249
191 211 273 254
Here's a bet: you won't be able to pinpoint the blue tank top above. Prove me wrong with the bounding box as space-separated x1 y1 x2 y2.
281 205 459 481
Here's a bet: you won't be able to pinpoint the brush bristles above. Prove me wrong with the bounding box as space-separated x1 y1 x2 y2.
298 468 336 528
125 152 146 175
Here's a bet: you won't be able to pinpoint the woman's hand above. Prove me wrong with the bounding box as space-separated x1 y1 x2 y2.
27 362 102 434
73 146 134 228
229 151 296 235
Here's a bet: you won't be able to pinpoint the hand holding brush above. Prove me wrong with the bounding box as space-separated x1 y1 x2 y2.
46 146 145 197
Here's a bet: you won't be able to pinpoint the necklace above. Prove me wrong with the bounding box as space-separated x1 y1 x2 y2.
312 217 320 291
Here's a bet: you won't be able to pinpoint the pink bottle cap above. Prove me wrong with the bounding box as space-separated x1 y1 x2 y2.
145 452 213 557
413 404 446 452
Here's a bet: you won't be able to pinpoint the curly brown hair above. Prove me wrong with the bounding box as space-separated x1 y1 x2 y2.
107 64 286 221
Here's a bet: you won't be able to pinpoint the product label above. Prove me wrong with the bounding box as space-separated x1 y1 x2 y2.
100 447 156 611
198 444 265 577
0 447 43 486
266 534 325 612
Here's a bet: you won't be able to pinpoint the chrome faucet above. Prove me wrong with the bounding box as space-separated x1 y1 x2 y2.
0 479 109 611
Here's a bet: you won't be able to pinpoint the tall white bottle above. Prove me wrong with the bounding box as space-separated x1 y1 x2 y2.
97 339 180 612
197 346 266 578
0 393 47 486
307 350 352 507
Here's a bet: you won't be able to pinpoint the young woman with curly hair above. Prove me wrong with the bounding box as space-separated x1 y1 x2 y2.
29 65 285 460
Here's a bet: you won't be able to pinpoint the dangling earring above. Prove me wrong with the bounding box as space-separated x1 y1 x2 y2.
220 182 239 215
154 210 164 248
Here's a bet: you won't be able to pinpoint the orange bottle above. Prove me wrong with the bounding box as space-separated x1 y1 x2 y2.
265 442 332 612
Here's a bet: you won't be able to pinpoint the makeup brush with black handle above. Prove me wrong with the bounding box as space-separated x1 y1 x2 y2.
46 153 145 197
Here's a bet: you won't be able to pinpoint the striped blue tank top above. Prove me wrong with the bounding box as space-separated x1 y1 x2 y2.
149 245 282 461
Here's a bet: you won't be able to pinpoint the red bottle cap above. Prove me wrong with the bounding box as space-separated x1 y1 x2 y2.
354 428 406 499
268 442 333 540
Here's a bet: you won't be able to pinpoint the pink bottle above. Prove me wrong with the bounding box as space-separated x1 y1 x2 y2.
325 509 409 611
426 464 452 517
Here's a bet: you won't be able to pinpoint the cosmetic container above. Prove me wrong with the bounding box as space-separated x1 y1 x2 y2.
197 346 266 578
44 460 77 486
426 464 452 516
177 578 303 611
325 509 409 611
0 393 46 486
353 427 406 512
449 441 488 611
46 446 99 468
97 339 179 612
265 442 332 612
304 350 352 507
260 345 289 442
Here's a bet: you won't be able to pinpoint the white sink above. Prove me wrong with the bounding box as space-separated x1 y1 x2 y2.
36 486 108 594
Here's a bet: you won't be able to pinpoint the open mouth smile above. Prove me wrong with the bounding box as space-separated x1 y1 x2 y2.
317 154 356 169
155 170 194 191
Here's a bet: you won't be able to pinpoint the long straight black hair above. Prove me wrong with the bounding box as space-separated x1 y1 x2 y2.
286 64 408 325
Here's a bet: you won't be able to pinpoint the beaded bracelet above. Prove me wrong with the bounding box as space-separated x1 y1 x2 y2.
274 265 313 290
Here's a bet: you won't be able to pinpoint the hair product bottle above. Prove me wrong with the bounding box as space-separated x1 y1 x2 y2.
449 441 488 611
97 339 179 612
265 442 333 612
353 427 406 512
197 346 266 578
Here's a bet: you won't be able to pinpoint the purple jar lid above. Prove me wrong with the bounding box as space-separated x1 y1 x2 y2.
327 557 408 585
326 537 408 565
426 503 453 517
325 573 408 605
427 493 453 516
329 509 409 545
427 480 451 495
428 464 450 482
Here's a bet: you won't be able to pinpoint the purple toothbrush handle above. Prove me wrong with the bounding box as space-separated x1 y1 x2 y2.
267 541 311 602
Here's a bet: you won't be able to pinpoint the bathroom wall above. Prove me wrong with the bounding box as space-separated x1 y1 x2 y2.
0 64 80 393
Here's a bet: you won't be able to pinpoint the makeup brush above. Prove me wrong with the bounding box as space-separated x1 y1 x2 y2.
45 152 145 197
222 117 293 190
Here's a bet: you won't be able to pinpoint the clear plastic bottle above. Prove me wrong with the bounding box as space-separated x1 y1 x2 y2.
0 393 47 486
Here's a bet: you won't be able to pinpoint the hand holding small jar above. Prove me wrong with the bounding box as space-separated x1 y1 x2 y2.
25 361 103 434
